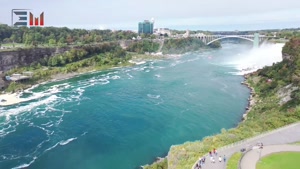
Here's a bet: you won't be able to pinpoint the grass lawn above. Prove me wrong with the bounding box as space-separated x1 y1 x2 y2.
227 152 242 169
256 152 300 169
293 142 300 145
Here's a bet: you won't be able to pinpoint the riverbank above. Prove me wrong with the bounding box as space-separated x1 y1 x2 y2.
144 74 264 169
143 73 257 169
144 41 300 169
241 73 257 121
0 93 23 106
0 53 169 106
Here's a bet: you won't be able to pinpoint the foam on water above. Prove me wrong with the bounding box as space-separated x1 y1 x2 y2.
0 95 59 120
129 60 146 65
59 137 77 145
81 132 88 136
147 94 161 99
111 75 120 80
169 56 200 68
127 73 133 79
224 43 284 75
23 84 39 93
15 83 72 104
44 142 59 152
12 156 37 169
44 137 78 154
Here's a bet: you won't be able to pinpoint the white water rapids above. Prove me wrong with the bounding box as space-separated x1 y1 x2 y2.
224 43 284 75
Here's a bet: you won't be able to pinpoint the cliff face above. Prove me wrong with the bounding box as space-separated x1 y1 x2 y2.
0 47 70 72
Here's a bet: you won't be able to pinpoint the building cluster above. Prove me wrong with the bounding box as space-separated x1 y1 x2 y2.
138 18 172 37
138 19 154 34
154 28 171 36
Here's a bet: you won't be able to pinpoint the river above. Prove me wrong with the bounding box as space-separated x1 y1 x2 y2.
0 43 283 169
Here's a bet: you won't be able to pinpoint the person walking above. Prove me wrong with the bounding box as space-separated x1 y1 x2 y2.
213 148 218 156
223 155 226 162
219 156 222 162
198 158 202 167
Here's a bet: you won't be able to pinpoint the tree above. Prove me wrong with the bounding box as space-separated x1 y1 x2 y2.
58 55 66 65
208 41 221 48
0 25 140 45
47 57 52 66
34 32 43 43
3 38 11 43
10 34 17 43
32 41 38 47
48 39 56 45
58 37 65 44
94 35 102 43
150 34 156 39
50 57 58 66
36 63 41 69
24 33 34 45
66 35 73 45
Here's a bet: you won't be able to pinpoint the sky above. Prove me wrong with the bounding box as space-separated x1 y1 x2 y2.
1 0 300 31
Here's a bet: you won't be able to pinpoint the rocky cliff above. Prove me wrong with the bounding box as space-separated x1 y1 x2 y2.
0 47 70 72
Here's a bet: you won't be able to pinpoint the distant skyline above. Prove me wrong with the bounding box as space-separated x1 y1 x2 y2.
1 0 300 31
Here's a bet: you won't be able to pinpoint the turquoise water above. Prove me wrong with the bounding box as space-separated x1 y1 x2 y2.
0 43 251 169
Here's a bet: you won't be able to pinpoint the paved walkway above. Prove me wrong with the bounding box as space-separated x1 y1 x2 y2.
240 144 300 169
192 122 300 169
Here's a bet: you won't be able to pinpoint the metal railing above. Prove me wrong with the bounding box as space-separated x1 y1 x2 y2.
191 122 300 169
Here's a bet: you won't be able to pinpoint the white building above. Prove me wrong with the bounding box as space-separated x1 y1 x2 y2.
183 30 190 38
154 28 172 36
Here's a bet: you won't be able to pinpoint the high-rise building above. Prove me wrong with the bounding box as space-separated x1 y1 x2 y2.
138 20 154 34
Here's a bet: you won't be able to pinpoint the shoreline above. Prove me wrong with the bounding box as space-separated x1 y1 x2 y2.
241 73 256 121
0 93 23 106
0 54 171 107
1 49 255 168
144 42 285 168
142 72 258 168
0 70 98 107
141 157 166 169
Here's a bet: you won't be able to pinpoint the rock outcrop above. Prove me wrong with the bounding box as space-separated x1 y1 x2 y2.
0 47 70 72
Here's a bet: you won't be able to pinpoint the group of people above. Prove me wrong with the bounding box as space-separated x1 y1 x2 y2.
209 148 218 157
209 148 225 163
195 143 264 168
195 156 206 169
194 149 227 169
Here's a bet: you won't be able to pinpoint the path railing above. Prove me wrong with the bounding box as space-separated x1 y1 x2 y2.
238 148 252 169
191 122 300 169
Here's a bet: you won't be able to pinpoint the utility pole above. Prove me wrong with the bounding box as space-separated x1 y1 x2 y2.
259 148 262 161
258 142 263 162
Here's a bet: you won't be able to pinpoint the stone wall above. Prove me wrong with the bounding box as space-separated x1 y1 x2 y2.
0 47 70 72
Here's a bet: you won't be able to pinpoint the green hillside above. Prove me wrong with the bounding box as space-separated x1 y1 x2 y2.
145 38 300 169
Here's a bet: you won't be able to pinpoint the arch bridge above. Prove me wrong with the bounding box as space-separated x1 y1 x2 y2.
191 33 270 47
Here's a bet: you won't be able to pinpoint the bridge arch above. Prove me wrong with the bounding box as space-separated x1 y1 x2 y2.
206 36 254 45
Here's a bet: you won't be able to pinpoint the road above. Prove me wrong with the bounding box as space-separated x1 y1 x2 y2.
240 144 300 169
